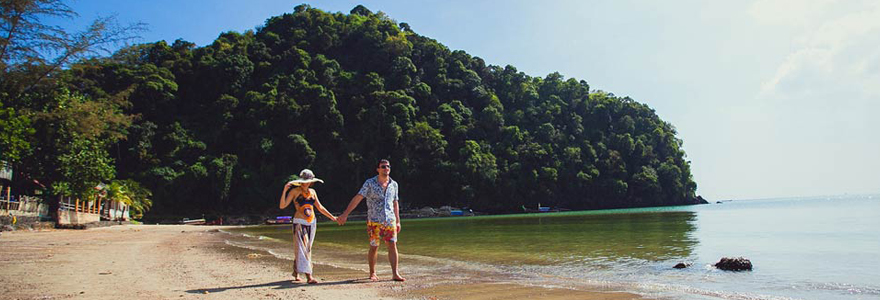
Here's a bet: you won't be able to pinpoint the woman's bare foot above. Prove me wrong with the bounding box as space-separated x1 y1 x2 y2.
306 274 318 284
392 274 406 282
292 273 302 282
369 273 379 281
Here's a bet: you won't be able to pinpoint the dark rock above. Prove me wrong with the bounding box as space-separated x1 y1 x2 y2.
696 195 710 204
1 224 14 232
673 262 692 269
714 257 753 271
419 207 437 215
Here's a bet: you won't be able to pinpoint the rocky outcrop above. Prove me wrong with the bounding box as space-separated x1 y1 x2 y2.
673 262 692 269
695 195 709 204
714 257 752 271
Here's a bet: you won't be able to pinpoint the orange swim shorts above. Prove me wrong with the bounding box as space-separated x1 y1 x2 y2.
366 220 397 246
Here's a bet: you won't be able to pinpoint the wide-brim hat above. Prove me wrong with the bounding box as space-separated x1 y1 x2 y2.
288 169 324 186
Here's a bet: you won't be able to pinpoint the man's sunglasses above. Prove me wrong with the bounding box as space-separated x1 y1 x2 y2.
379 165 391 169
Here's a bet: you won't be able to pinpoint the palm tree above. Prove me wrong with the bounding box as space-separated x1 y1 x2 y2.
105 180 152 220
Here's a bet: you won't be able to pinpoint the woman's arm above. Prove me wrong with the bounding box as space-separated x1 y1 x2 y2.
313 190 337 222
279 182 298 209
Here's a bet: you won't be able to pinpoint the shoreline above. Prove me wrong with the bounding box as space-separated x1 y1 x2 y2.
0 224 645 300
140 202 712 226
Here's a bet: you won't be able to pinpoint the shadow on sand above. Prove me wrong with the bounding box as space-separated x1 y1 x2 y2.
185 277 387 294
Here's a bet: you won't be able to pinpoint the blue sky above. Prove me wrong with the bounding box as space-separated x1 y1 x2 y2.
57 0 880 200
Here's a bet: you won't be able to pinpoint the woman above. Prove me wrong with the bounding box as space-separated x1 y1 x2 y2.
279 169 337 284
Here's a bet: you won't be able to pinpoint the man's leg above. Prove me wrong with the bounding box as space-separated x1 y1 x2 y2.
387 241 406 281
368 245 379 281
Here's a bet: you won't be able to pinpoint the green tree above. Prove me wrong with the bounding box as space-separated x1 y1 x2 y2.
52 137 115 197
1 0 144 99
41 4 701 216
0 102 33 161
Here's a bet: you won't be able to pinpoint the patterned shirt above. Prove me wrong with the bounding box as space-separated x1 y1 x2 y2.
357 176 399 223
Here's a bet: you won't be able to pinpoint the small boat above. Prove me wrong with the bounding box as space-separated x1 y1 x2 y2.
181 218 206 225
265 216 292 224
522 203 564 213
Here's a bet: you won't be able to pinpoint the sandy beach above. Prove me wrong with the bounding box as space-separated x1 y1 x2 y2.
0 225 643 300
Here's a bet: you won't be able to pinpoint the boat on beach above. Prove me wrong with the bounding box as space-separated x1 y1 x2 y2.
521 204 569 213
265 216 292 224
180 218 206 225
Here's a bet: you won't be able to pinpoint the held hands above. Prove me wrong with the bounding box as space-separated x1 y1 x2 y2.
396 222 402 233
336 214 348 226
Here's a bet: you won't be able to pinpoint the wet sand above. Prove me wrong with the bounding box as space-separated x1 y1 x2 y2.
0 224 644 300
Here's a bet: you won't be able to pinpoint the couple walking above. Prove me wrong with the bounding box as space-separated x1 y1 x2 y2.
278 159 406 284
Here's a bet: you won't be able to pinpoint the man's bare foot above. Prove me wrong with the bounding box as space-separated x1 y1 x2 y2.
369 273 379 281
392 275 406 282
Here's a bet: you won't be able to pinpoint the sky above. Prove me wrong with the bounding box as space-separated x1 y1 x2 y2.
55 0 880 200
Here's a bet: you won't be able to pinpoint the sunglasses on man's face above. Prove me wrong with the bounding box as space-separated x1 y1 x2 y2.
379 165 391 169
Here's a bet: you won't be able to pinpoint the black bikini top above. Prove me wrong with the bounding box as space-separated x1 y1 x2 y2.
295 194 316 206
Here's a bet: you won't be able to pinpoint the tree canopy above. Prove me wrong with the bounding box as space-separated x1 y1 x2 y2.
2 4 701 217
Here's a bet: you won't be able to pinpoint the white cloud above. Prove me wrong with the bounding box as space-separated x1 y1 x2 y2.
749 0 840 28
755 0 880 100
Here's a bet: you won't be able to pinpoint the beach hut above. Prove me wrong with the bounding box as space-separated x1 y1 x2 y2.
1 160 12 211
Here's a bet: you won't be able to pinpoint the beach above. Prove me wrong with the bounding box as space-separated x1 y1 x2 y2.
0 224 642 300
3 196 877 300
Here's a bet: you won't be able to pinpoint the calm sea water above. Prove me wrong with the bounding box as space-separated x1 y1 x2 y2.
227 194 880 300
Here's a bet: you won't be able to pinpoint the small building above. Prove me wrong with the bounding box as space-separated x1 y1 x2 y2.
0 160 11 182
1 161 50 219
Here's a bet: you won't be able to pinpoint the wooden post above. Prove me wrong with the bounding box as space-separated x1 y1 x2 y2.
75 198 80 212
5 186 10 211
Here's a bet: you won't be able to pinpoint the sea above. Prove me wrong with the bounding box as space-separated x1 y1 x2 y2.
224 194 880 300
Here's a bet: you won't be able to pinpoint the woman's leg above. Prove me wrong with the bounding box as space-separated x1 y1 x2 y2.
292 224 302 281
294 223 314 275
305 222 317 283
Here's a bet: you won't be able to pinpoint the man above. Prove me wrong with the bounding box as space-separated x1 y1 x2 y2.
337 159 406 282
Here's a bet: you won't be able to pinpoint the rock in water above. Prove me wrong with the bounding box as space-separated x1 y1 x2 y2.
673 262 692 269
714 257 753 271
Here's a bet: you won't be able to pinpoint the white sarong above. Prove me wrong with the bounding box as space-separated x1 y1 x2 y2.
293 218 316 274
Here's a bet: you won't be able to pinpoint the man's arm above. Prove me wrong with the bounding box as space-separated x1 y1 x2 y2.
394 199 401 233
338 194 364 225
394 182 401 232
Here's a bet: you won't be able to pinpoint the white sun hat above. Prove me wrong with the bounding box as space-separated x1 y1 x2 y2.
288 169 324 186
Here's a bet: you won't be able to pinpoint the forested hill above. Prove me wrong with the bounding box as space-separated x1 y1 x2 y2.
67 5 701 215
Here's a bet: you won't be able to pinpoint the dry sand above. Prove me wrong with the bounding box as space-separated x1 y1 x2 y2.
0 225 644 300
